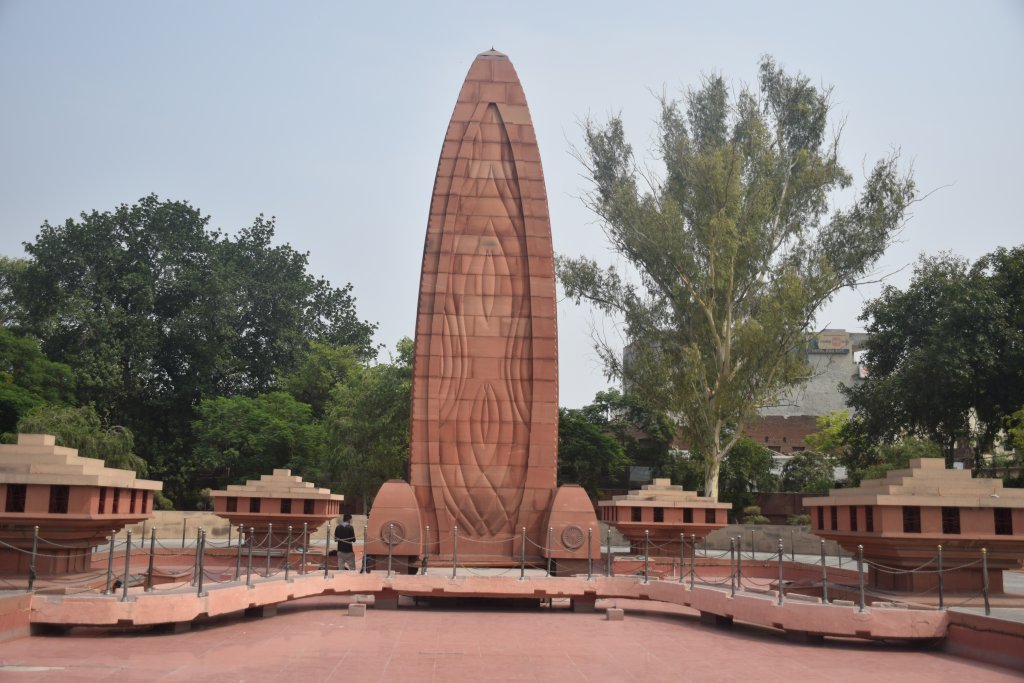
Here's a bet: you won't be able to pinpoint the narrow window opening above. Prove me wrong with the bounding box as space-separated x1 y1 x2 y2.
902 506 921 533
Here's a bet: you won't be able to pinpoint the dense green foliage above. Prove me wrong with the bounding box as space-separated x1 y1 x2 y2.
557 57 915 498
191 392 324 492
716 437 778 514
780 451 834 493
0 327 75 433
803 411 945 486
741 505 770 524
843 248 1024 468
856 438 944 483
556 388 681 499
557 408 629 500
317 339 413 511
17 403 148 474
2 196 380 505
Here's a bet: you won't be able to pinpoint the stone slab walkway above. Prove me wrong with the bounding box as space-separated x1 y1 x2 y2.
0 596 1019 682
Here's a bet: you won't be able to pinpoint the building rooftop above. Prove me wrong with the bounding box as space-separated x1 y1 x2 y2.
0 433 162 490
211 469 342 501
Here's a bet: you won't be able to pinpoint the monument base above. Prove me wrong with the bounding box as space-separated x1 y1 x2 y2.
364 482 601 569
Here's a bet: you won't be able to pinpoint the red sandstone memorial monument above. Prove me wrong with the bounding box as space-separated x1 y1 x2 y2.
364 50 598 571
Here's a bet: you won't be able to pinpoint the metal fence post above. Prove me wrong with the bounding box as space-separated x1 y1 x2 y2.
749 529 754 560
451 526 458 579
196 530 206 597
689 535 695 589
735 536 742 591
265 523 273 578
235 525 243 581
643 530 649 584
323 522 331 579
181 519 187 548
857 545 865 613
386 523 394 578
301 523 308 576
104 530 116 595
790 529 795 562
192 527 202 585
982 548 990 615
547 527 553 578
28 526 38 592
121 530 133 602
227 523 231 548
246 527 254 587
820 539 828 604
729 537 736 596
777 539 785 606
520 527 526 580
606 527 612 577
587 527 593 581
422 525 430 575
679 533 685 584
146 528 156 592
362 524 369 573
937 545 944 610
285 526 292 581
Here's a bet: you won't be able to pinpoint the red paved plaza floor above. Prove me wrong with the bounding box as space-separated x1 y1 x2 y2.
0 597 1018 682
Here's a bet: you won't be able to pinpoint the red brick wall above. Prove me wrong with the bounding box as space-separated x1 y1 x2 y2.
743 415 819 454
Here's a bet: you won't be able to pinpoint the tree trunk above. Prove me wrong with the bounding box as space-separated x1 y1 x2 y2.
704 453 722 501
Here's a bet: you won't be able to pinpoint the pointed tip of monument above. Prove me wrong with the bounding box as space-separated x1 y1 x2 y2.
478 48 508 59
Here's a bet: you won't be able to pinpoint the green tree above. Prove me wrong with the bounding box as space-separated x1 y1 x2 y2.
802 411 849 457
17 403 147 474
780 451 834 493
843 248 1024 468
657 451 705 492
856 438 944 484
1008 408 1024 453
191 392 324 495
577 388 675 481
557 407 630 500
320 338 413 511
716 437 779 515
0 257 27 327
557 57 915 499
0 327 76 434
8 195 377 502
281 342 362 418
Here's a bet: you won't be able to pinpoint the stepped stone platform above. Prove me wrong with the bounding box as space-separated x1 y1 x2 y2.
599 478 731 555
805 458 1024 593
211 469 342 549
0 434 162 574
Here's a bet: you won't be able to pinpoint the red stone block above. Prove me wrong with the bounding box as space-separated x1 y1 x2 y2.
479 82 508 103
489 58 518 82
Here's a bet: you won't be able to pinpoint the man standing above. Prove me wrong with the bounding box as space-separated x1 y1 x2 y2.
334 513 357 571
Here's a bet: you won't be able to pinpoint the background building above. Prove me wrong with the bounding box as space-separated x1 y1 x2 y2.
747 329 868 454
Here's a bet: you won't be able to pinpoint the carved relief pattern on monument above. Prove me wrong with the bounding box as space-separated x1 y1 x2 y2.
432 103 532 538
409 51 560 557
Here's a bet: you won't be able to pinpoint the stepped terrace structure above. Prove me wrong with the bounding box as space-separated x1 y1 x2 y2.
804 458 1024 592
0 433 162 574
599 479 731 556
211 469 343 549
365 50 598 573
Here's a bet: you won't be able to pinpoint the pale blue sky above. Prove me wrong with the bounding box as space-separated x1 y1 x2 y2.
1 1 1022 408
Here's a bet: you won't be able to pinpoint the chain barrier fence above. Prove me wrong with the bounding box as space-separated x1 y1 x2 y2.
0 524 1001 615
